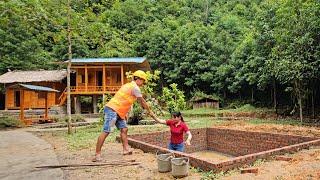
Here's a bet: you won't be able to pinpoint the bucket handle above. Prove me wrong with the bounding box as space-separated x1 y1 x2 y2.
172 157 189 166
156 151 175 160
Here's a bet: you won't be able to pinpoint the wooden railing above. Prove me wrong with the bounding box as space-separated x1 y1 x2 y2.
58 85 121 105
70 85 121 93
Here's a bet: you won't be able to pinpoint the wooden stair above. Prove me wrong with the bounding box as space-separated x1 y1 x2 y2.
58 88 67 105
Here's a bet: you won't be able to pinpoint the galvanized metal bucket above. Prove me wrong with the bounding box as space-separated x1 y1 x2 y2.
156 151 174 173
171 157 189 178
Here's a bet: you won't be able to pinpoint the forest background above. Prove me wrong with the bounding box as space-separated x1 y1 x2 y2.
1 0 319 120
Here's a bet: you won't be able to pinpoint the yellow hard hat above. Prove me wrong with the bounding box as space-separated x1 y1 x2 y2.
133 70 147 82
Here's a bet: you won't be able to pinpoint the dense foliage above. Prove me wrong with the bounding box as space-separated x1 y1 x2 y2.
1 0 320 120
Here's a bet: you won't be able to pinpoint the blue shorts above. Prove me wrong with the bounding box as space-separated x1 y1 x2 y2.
168 142 184 152
103 107 127 133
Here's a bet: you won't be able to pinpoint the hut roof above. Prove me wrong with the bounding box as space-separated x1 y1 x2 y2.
190 94 220 102
9 84 59 92
69 57 147 64
0 70 67 84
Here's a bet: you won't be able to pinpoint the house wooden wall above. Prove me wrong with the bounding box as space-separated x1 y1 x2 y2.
5 82 64 110
193 101 219 109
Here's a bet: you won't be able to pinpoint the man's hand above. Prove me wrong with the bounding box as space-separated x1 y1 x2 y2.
148 111 157 120
154 117 166 124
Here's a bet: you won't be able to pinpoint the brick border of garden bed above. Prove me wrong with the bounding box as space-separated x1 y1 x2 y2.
121 128 320 172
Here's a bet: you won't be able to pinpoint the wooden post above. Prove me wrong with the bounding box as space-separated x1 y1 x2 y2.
103 64 106 92
5 88 8 110
94 70 96 92
75 68 78 87
67 0 72 134
45 92 48 119
20 89 24 121
121 64 124 85
85 64 88 92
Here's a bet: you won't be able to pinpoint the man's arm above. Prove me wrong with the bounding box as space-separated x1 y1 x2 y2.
136 97 160 121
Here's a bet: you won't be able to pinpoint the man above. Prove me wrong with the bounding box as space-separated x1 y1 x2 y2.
93 70 158 162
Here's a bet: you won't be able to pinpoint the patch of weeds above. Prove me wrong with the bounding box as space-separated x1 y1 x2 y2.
60 115 86 123
0 116 23 128
192 167 237 180
275 175 284 180
251 158 266 167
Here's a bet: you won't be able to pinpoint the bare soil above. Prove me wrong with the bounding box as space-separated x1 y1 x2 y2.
35 121 320 180
215 121 320 179
37 132 201 180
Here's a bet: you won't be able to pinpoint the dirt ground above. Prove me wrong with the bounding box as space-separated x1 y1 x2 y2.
35 121 320 180
216 121 320 179
37 132 201 180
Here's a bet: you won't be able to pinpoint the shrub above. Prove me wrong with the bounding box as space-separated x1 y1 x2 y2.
0 116 23 128
128 102 144 125
56 115 86 123
159 83 186 113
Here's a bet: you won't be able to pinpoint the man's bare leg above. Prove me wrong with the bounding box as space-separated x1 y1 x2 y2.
120 128 132 155
93 132 109 161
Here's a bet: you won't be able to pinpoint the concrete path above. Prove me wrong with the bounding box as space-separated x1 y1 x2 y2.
0 130 64 180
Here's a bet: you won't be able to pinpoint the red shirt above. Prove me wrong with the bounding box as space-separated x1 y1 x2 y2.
166 120 189 144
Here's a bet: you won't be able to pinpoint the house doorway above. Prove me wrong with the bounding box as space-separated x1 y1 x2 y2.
14 90 20 107
96 71 103 86
0 93 4 110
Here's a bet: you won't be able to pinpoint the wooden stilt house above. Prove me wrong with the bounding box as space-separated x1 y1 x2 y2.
63 57 151 114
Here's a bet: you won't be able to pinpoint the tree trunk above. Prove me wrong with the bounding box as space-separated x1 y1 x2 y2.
273 78 277 110
295 80 303 123
298 96 303 123
251 87 254 103
67 0 72 134
312 82 315 119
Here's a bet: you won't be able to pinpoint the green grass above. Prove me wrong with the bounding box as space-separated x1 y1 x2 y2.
184 117 225 129
181 106 273 117
182 108 220 115
64 123 120 150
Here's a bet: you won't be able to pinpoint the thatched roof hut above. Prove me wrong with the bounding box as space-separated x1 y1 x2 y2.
190 93 220 109
0 70 67 84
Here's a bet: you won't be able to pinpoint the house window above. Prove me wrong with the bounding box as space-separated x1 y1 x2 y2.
38 92 46 99
116 74 121 83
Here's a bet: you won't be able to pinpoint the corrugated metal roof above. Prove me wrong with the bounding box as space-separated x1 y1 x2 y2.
19 84 60 92
0 70 67 83
70 57 147 63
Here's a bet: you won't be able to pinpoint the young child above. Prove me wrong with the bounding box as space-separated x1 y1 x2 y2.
155 112 192 152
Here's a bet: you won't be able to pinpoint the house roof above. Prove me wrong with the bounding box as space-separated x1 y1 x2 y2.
16 84 59 92
69 57 147 64
190 95 220 102
0 70 67 84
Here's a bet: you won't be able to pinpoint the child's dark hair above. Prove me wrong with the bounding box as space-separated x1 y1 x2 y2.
171 111 184 122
